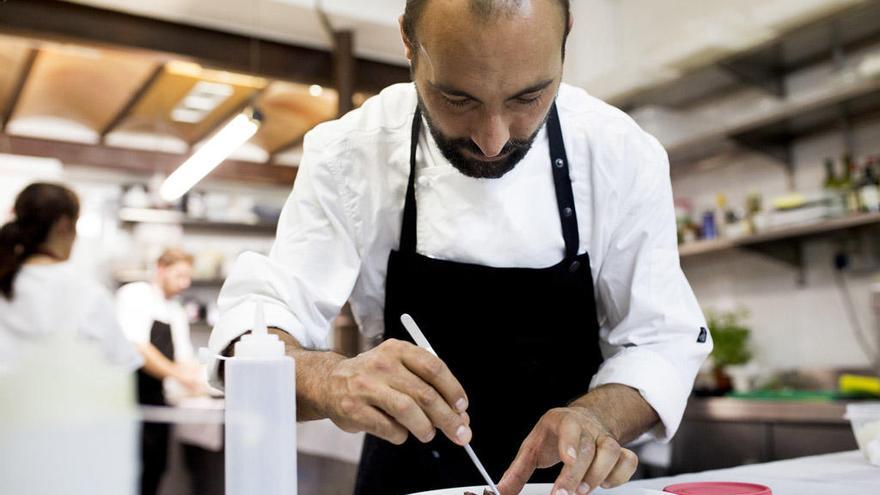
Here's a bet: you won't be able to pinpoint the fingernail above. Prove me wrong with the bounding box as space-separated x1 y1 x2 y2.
566 446 577 460
555 489 569 495
456 425 471 443
424 429 436 442
455 398 468 412
601 483 611 489
577 483 590 494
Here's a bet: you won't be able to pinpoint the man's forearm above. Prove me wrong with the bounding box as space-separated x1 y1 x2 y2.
273 329 345 420
223 328 345 421
137 342 181 381
570 384 660 444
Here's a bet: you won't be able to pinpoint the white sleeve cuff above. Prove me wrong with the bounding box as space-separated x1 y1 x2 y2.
589 347 690 443
206 299 317 389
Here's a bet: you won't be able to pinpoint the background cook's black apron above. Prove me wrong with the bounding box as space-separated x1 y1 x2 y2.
137 320 174 495
354 103 604 495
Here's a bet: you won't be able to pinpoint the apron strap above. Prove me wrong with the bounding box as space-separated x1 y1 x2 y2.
547 103 579 259
399 103 578 258
399 107 422 254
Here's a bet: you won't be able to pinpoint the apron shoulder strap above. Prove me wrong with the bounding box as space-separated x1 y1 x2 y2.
547 103 579 259
400 108 422 254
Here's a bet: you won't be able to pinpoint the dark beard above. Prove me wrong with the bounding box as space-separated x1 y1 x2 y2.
416 94 550 179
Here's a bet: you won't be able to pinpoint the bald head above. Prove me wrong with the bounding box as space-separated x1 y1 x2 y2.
402 0 571 59
399 0 570 179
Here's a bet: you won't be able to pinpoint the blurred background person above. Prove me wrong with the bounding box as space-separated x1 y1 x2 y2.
0 182 143 495
116 247 204 495
0 182 140 371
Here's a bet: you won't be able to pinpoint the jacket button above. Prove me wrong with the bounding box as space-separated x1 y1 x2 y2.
569 261 581 272
554 158 564 168
563 206 573 217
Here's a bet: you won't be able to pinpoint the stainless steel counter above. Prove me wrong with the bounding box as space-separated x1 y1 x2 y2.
684 397 849 424
672 397 858 473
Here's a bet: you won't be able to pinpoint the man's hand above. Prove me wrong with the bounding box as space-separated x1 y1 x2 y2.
498 406 638 495
320 338 472 446
172 365 206 395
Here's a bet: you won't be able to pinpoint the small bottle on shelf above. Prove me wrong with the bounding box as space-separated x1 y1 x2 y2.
745 193 764 235
701 210 718 240
859 156 880 213
714 193 728 238
822 157 844 217
841 154 862 214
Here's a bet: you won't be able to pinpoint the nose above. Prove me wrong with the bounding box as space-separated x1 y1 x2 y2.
470 112 510 158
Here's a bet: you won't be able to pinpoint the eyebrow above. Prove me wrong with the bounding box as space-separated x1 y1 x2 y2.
429 79 554 103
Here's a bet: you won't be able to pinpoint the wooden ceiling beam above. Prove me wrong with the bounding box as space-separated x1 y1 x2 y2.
0 133 297 185
99 62 166 143
268 134 305 164
0 0 409 94
1 48 39 132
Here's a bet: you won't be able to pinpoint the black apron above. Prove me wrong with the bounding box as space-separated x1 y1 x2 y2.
137 320 175 495
354 103 604 495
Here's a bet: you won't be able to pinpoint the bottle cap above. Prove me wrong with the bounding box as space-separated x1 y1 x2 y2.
233 301 285 358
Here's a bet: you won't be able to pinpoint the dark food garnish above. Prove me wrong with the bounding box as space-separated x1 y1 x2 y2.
463 490 496 495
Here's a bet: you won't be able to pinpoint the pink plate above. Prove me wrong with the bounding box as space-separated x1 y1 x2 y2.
663 482 772 495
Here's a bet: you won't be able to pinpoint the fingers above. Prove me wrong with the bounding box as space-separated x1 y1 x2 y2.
374 386 438 443
397 342 469 415
498 429 541 495
553 417 594 495
337 396 409 444
581 435 623 493
388 365 472 445
601 448 639 489
346 369 436 443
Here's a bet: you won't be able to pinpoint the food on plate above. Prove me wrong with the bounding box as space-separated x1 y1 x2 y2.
463 490 496 495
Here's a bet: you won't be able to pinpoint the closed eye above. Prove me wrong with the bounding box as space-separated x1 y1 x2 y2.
514 92 543 107
442 95 474 108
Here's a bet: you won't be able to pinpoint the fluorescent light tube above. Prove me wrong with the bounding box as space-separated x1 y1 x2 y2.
160 111 260 201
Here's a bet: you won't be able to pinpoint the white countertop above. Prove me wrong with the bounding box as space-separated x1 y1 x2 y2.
411 451 879 495
624 450 878 494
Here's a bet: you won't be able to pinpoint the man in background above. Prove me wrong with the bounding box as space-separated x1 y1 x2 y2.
116 247 203 495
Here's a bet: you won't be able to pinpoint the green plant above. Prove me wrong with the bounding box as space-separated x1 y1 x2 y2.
706 308 753 367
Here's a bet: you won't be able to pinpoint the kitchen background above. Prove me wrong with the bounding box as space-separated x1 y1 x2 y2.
2 0 880 494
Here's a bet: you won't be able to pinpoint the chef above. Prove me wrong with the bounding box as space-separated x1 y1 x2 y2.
116 247 203 495
209 1 712 494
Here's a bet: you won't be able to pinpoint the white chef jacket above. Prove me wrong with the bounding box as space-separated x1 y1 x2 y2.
0 263 142 372
209 82 712 441
115 281 194 364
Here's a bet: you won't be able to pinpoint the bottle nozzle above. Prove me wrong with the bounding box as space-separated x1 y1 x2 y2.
253 300 268 335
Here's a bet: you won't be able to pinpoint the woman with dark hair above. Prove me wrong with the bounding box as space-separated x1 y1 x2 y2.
0 182 140 371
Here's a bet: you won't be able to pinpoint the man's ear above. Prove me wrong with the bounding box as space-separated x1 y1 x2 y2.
399 15 415 65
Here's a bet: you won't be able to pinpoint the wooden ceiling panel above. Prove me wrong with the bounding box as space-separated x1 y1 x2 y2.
0 37 34 114
116 62 267 144
253 81 338 154
11 44 159 132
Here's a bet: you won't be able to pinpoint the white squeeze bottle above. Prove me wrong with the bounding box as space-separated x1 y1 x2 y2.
225 301 297 495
